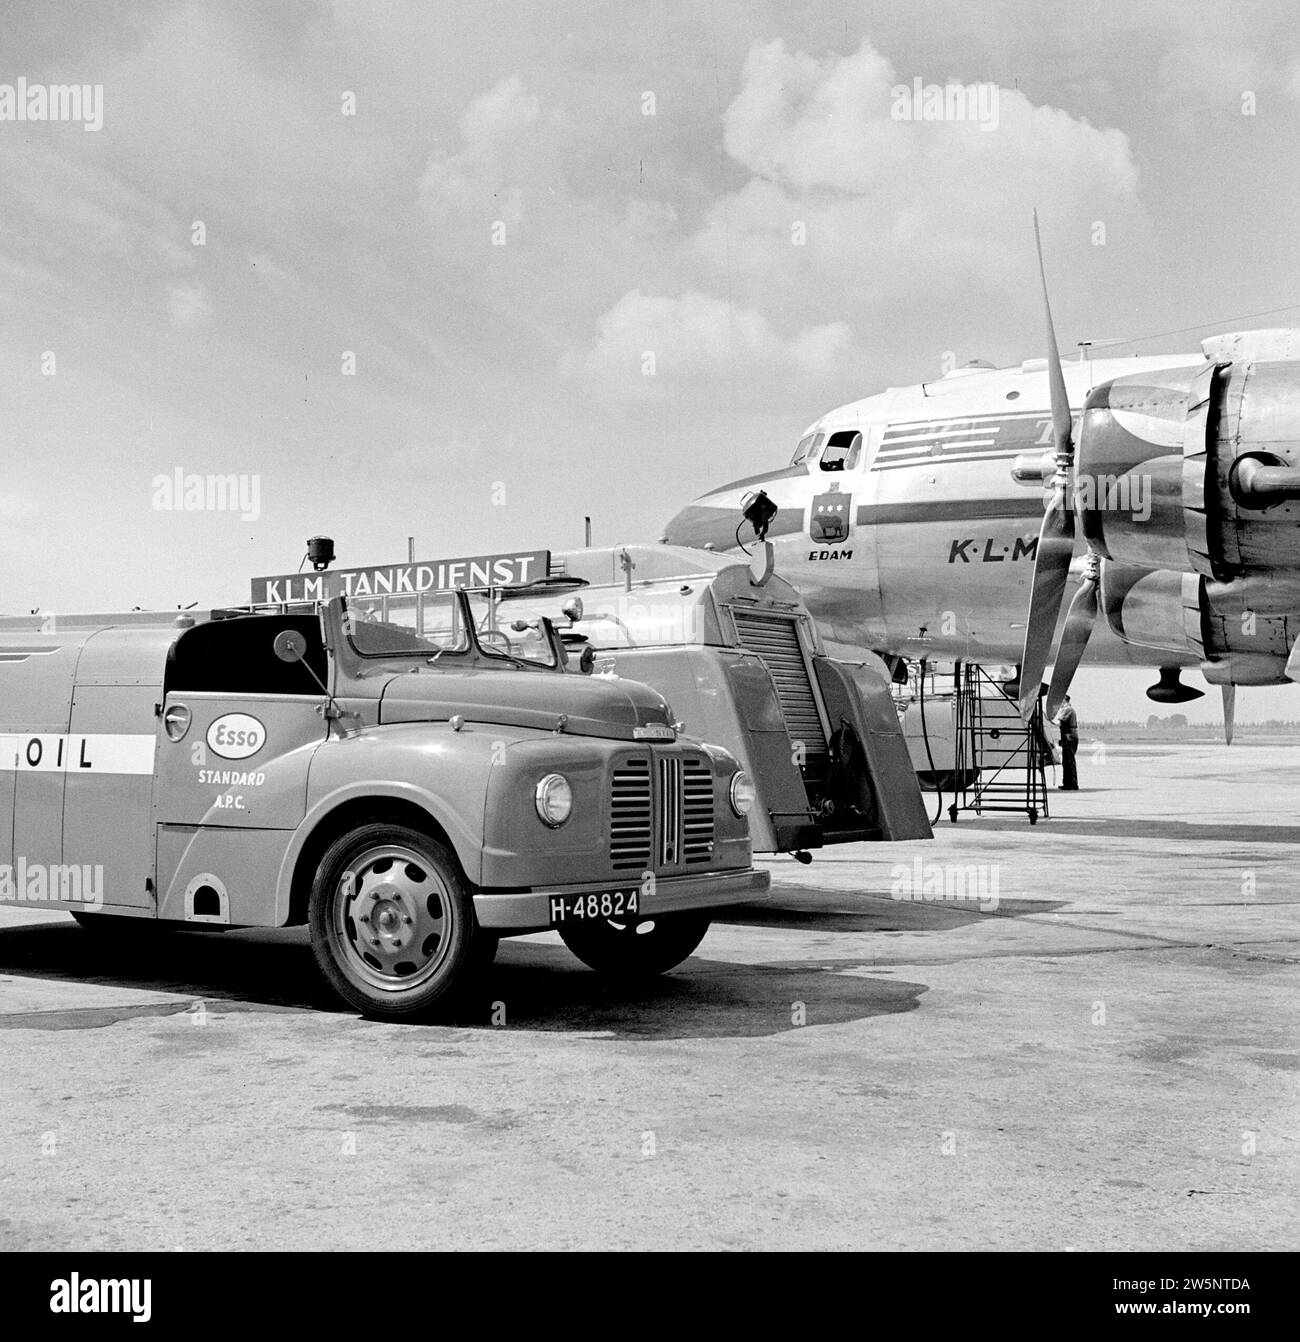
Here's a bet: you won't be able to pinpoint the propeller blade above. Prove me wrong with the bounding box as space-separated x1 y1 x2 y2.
1046 576 1099 718
1019 212 1079 721
1221 684 1236 746
1018 497 1075 718
1033 209 1074 471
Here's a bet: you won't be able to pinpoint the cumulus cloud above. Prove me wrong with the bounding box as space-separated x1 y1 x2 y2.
573 288 854 390
720 38 901 194
419 75 543 227
691 39 1142 309
570 37 1146 392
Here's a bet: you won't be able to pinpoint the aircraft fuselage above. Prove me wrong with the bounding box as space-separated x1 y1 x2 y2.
662 354 1205 667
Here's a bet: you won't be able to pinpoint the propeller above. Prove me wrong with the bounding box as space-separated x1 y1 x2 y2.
1221 684 1236 746
1019 212 1082 721
1045 553 1100 718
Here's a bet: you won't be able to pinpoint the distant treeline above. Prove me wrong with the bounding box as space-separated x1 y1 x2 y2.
1088 718 1300 732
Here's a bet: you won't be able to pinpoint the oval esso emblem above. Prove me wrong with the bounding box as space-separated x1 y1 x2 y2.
206 713 267 760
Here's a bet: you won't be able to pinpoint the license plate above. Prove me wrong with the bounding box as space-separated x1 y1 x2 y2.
549 889 640 924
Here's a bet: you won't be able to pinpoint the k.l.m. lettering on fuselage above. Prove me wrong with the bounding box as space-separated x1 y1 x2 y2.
948 535 1039 564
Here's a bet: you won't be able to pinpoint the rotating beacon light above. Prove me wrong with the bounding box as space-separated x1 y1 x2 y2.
306 535 336 571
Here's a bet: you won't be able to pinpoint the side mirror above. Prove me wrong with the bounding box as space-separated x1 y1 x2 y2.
272 624 357 730
561 596 584 625
273 629 308 663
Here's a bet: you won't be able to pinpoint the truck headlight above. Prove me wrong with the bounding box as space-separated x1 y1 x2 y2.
535 773 573 827
729 770 756 817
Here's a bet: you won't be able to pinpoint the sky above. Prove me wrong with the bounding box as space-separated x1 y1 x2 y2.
2 0 1299 723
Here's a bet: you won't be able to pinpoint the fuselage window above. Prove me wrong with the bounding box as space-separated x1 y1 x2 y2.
819 429 862 472
791 431 824 465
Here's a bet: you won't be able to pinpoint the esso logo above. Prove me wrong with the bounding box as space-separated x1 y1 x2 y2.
206 713 267 760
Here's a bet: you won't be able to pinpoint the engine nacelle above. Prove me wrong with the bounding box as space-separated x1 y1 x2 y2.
1079 330 1300 582
1100 561 1296 684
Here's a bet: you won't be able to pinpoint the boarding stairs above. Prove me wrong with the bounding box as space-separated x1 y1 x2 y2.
948 663 1051 824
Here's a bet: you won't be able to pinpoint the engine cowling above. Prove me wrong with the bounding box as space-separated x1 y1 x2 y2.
1100 562 1298 684
1078 330 1300 583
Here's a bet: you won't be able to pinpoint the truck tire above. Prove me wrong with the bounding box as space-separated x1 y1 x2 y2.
308 822 492 1021
557 912 711 979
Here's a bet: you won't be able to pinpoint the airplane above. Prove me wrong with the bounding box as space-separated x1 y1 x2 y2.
661 239 1300 741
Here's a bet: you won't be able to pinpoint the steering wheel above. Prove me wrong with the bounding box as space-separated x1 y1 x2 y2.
478 629 515 654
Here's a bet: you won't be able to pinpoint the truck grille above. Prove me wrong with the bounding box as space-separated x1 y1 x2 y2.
681 756 715 864
611 752 715 873
730 610 829 766
658 756 682 866
610 758 653 871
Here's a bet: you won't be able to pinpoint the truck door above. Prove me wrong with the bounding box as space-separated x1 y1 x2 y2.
152 615 331 830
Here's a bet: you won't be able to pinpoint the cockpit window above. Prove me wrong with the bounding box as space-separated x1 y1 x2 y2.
818 430 862 472
791 431 824 465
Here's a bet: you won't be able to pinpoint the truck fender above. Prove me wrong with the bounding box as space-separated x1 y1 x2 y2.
273 779 483 926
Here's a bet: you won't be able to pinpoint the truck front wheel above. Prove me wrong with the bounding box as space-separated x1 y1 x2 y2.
557 912 711 979
308 823 493 1021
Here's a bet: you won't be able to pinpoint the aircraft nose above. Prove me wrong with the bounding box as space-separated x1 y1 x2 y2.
660 488 740 551
661 464 808 551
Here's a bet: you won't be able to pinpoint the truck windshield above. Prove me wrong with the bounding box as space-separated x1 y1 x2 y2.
345 590 558 667
494 586 695 651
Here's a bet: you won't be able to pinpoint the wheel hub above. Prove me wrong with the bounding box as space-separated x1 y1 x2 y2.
330 845 453 993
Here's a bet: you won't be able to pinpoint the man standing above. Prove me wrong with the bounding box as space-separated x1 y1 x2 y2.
1057 695 1079 791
